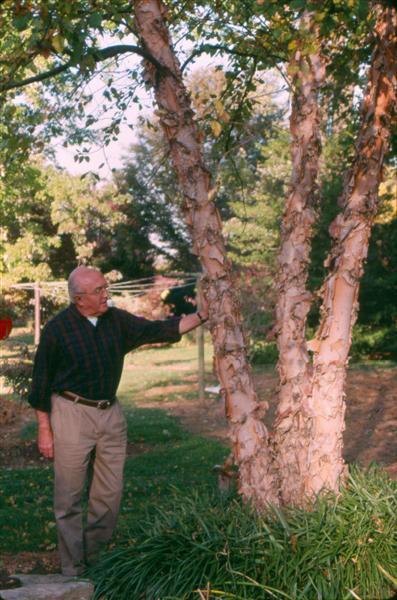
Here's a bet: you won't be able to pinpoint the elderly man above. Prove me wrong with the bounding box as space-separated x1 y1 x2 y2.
28 266 208 576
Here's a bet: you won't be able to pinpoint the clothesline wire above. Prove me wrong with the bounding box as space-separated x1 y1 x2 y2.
10 273 200 297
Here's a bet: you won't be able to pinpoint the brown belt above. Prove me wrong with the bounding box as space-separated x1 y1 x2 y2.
59 391 115 410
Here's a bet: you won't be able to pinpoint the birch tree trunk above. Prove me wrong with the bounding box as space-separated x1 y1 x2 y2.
304 2 397 498
133 0 279 508
273 14 326 505
133 0 396 510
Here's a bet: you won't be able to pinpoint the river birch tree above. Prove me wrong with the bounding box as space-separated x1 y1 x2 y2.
133 0 396 508
1 0 396 508
303 1 397 499
134 0 280 508
272 11 326 505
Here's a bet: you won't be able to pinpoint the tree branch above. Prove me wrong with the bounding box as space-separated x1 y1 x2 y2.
180 43 284 72
0 44 166 92
0 61 71 92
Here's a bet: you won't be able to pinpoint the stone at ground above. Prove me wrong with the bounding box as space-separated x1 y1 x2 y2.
0 574 94 600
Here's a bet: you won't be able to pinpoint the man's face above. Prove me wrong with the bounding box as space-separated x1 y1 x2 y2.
74 271 110 317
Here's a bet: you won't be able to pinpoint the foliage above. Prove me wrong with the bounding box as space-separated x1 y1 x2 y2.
305 318 397 364
89 466 397 600
0 95 46 176
0 359 33 401
350 325 397 362
109 127 196 275
114 74 396 353
165 0 373 139
234 268 277 364
221 123 289 270
0 290 22 322
308 136 397 336
250 340 278 366
45 168 129 267
359 201 397 328
0 161 60 285
0 159 152 286
106 67 288 281
37 294 69 322
109 68 288 276
0 287 68 326
0 1 390 303
0 1 135 149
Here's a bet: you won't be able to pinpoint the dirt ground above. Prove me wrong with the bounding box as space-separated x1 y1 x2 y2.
139 367 397 476
1 366 396 575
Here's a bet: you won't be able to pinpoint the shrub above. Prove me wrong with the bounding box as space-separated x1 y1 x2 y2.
90 467 397 600
0 289 31 323
350 325 397 361
40 294 69 322
247 325 397 365
249 340 278 365
0 359 33 401
232 267 278 366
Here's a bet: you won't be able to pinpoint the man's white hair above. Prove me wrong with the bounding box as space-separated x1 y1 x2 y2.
68 266 101 302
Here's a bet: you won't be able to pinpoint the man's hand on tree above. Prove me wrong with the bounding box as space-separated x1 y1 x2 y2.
197 287 209 321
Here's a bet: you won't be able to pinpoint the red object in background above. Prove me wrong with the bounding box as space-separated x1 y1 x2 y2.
0 317 13 340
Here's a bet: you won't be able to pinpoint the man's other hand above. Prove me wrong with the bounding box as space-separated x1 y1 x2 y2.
36 410 54 459
38 427 54 458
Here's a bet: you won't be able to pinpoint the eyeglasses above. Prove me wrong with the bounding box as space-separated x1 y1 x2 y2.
76 284 109 296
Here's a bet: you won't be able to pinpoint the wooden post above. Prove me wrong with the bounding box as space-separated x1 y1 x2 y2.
34 282 41 346
196 278 205 404
197 322 205 404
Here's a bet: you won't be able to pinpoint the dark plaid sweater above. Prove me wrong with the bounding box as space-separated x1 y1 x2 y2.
28 303 181 413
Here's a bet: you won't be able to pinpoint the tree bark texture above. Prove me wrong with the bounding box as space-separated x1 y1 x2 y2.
273 13 326 505
305 2 397 498
133 0 279 507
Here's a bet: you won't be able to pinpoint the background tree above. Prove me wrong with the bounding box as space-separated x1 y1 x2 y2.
0 162 127 283
111 124 197 275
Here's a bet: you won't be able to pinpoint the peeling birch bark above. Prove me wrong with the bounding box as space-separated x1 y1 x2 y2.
273 12 326 505
306 3 397 498
134 0 279 507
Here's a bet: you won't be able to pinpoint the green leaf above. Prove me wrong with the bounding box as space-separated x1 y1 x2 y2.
51 34 65 53
88 12 103 28
290 0 306 10
13 15 31 31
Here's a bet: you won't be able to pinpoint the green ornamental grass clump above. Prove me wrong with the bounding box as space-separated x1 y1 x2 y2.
90 466 397 600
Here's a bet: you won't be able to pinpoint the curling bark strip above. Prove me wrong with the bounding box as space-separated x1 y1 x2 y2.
273 13 326 505
133 0 279 507
306 2 397 497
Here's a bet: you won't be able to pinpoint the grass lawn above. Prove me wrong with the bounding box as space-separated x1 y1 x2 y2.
0 334 228 554
1 327 396 600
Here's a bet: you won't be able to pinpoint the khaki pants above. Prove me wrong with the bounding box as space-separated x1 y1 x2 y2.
50 394 127 576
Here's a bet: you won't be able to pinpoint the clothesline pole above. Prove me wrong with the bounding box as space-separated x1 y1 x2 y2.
34 282 41 346
196 278 205 405
197 324 205 404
